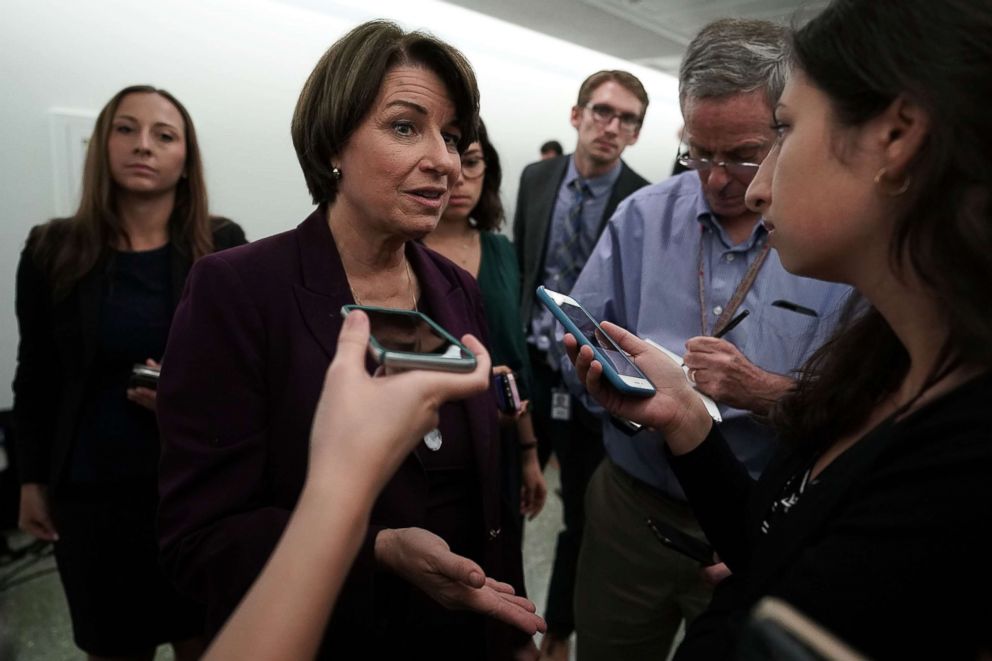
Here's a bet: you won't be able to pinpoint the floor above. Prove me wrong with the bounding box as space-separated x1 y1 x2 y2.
0 466 572 660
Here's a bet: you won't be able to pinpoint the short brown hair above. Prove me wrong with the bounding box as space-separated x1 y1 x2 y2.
292 20 480 205
575 70 649 119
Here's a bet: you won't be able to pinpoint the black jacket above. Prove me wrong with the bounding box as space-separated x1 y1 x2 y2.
12 217 247 487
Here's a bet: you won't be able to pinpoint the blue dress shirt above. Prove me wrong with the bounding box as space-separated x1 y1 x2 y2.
560 172 852 500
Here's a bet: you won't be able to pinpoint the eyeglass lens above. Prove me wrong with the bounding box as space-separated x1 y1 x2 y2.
589 104 640 131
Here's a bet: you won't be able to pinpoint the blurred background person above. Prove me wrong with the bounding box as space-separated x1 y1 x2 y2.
13 84 246 661
155 21 541 660
540 140 563 160
424 118 548 528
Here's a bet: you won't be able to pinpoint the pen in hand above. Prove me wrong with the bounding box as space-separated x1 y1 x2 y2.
713 309 749 339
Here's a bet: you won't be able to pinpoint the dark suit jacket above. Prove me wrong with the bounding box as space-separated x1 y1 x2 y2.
512 154 649 321
12 218 246 487
670 373 992 659
156 208 526 656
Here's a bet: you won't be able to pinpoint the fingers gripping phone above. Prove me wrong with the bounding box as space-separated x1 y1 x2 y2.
536 286 655 397
341 305 477 373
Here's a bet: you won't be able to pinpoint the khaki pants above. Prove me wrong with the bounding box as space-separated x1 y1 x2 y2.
575 459 714 661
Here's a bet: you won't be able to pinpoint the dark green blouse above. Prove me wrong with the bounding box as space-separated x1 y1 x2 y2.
477 231 533 398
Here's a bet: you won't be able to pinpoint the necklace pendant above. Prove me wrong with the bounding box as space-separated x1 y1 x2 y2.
423 428 443 451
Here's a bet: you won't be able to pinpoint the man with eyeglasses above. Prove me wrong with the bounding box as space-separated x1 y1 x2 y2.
513 69 650 661
560 20 852 661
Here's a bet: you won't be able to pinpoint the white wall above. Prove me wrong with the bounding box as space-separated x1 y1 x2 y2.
0 0 683 408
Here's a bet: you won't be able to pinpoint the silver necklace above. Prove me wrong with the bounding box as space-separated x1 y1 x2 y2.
348 259 418 310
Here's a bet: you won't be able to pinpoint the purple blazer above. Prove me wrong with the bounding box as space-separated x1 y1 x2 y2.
157 208 525 654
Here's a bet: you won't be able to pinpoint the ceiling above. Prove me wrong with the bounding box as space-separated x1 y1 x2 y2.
442 0 828 75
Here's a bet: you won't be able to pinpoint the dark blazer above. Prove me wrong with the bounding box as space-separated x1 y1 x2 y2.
156 208 525 656
670 374 992 659
12 218 246 488
513 154 649 320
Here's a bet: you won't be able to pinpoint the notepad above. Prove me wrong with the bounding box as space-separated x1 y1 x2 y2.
644 339 722 422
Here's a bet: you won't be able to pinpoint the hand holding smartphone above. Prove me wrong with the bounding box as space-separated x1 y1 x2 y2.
129 363 160 390
340 305 477 373
536 287 655 397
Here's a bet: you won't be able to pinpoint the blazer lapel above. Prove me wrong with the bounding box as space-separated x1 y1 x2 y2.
526 156 569 281
293 207 351 359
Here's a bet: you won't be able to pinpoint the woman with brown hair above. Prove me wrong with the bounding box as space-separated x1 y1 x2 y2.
423 119 548 524
13 85 246 660
155 21 542 659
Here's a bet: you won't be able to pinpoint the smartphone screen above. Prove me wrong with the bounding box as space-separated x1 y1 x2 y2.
558 300 644 379
347 306 476 372
365 309 458 356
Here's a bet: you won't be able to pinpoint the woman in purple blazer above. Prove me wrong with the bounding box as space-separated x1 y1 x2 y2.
156 20 540 660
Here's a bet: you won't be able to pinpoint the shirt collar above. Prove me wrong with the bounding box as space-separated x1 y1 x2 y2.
564 156 623 199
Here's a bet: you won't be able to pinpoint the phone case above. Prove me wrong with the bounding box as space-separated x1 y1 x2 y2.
494 372 522 413
535 286 655 397
340 305 477 373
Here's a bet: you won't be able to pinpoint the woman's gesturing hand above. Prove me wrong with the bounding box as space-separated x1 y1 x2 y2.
375 526 547 635
564 321 713 455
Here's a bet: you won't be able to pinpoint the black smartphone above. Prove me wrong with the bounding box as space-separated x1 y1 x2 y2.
646 517 715 565
340 305 477 373
128 364 160 390
493 372 522 413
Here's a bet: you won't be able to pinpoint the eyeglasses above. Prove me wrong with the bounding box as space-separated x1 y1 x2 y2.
677 152 763 180
461 155 486 180
584 103 642 133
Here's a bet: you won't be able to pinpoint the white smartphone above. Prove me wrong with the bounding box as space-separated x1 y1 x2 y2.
536 286 655 397
340 305 477 373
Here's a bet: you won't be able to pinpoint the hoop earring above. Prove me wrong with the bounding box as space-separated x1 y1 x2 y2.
873 167 911 196
331 166 342 181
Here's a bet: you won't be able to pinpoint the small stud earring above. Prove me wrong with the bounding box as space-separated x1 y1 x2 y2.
331 166 342 181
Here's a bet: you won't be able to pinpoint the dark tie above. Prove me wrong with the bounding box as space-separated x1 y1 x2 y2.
554 179 592 293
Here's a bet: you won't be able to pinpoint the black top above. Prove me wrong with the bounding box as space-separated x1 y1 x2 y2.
670 373 992 659
69 244 172 485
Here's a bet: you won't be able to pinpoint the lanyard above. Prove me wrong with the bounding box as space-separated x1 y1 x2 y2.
697 225 770 336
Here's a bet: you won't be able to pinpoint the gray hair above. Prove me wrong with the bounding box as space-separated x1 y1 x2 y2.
678 18 788 112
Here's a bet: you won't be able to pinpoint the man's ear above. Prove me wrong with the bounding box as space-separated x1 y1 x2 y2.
570 106 582 130
876 95 930 178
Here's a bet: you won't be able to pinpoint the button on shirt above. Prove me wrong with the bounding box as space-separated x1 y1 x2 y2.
528 157 623 359
560 172 852 500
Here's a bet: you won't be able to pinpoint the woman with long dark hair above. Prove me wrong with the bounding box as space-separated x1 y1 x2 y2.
423 119 548 523
566 0 992 657
13 85 246 660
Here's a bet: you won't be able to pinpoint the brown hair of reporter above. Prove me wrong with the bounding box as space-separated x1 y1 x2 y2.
292 19 480 205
